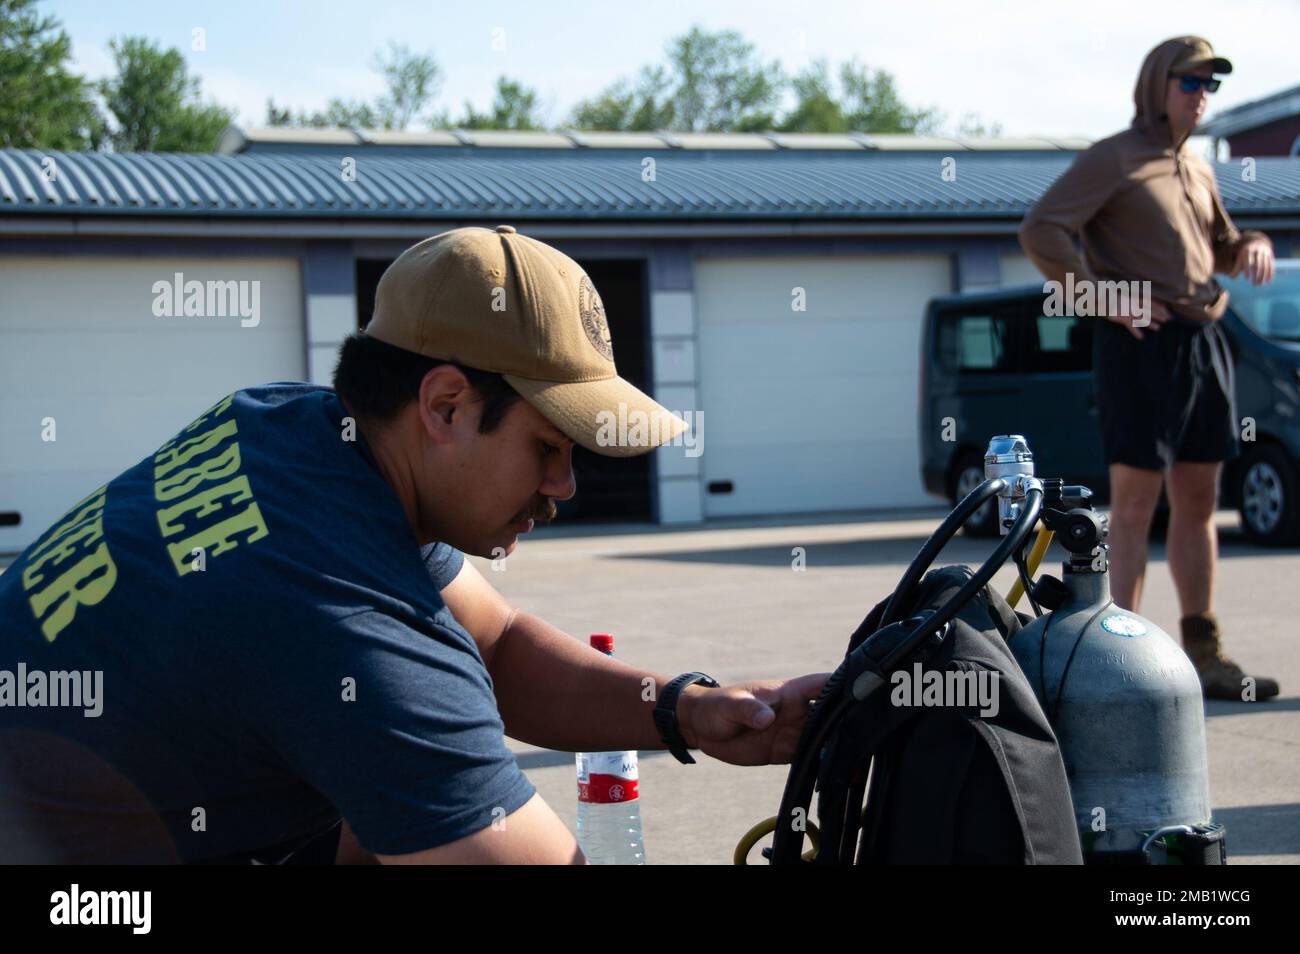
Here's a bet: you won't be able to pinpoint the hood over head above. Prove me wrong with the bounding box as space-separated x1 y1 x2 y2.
1132 36 1232 148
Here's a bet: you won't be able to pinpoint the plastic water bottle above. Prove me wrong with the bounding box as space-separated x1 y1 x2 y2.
575 634 646 864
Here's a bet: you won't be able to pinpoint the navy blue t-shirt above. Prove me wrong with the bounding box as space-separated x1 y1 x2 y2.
0 383 535 862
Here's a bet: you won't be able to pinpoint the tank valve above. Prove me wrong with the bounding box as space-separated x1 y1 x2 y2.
984 435 1042 534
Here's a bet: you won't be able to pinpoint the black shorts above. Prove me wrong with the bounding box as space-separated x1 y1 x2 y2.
1093 315 1240 471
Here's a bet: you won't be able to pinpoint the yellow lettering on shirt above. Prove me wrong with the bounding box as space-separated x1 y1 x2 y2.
21 486 119 641
21 488 107 590
26 542 118 642
154 419 239 484
157 475 255 537
150 394 270 576
155 435 241 502
165 502 269 576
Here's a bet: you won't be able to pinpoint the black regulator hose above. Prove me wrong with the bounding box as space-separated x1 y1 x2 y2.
769 480 1044 865
880 476 1008 628
896 485 1043 649
772 476 1012 845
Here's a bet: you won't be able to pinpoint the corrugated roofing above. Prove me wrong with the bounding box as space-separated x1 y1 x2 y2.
1200 84 1300 138
1 148 1298 220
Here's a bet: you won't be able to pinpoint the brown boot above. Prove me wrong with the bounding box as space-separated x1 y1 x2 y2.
1180 612 1280 701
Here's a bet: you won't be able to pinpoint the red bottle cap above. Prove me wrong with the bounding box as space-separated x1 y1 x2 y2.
589 634 614 653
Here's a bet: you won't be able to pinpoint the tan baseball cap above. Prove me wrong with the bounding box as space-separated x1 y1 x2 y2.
365 225 690 457
1171 37 1232 75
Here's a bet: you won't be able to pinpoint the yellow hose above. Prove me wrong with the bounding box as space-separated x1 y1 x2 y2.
733 815 821 864
1006 524 1054 609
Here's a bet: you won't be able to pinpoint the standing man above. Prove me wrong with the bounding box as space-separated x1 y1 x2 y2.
1019 36 1278 700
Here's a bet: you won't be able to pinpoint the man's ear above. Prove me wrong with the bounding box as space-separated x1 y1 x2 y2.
415 365 477 444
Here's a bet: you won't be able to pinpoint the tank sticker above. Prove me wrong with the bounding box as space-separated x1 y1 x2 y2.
1101 614 1147 637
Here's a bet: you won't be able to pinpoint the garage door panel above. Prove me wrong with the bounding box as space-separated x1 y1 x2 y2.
699 320 921 378
1 329 302 398
1000 254 1046 287
697 255 948 517
0 259 302 330
700 373 917 446
696 257 952 322
701 435 924 517
0 256 304 554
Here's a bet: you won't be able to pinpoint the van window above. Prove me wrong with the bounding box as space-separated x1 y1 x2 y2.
1025 313 1092 373
937 312 1014 374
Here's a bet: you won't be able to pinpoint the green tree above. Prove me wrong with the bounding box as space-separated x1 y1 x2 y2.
571 65 675 132
98 35 233 151
459 77 544 130
836 58 939 134
266 44 443 130
778 59 846 132
374 43 441 128
571 26 783 132
0 0 101 149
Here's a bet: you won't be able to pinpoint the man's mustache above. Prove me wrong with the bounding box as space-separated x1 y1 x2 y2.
517 498 558 525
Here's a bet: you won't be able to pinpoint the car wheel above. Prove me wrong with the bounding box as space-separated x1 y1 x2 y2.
1238 444 1300 546
952 452 998 537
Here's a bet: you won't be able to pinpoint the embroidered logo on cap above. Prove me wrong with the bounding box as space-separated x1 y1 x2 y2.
579 274 613 361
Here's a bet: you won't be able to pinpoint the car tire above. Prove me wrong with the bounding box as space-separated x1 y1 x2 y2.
1237 443 1300 546
951 451 999 538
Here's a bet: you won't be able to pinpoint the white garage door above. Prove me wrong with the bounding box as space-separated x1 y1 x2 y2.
1000 253 1047 287
0 256 305 554
696 255 951 518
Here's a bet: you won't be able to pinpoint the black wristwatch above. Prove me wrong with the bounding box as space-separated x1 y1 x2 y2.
653 672 720 764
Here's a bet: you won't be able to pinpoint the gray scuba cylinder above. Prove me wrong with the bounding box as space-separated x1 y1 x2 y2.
985 435 1226 864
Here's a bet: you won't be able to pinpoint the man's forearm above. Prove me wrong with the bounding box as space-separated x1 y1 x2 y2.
1018 217 1096 289
487 610 702 752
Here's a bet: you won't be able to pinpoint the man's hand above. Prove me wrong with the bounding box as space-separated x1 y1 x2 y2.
1230 239 1275 286
675 672 830 766
1108 298 1171 340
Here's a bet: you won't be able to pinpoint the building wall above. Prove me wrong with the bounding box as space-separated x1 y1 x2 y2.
1227 116 1300 158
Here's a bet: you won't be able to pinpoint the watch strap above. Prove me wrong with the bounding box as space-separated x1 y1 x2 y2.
653 672 720 765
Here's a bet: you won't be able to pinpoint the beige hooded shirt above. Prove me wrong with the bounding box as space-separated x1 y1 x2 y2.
1018 36 1271 322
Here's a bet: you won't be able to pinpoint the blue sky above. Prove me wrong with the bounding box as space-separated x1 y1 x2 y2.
44 0 1300 138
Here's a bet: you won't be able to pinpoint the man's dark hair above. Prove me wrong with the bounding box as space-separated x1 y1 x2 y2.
332 332 522 432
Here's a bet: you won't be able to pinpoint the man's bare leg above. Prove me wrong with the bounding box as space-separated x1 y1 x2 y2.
1107 463 1164 611
1164 459 1279 698
1165 461 1220 617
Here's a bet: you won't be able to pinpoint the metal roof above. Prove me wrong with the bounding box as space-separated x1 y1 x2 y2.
2 148 1298 221
216 125 1095 155
1201 84 1300 138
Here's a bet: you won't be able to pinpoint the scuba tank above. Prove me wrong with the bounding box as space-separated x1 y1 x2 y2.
990 435 1227 864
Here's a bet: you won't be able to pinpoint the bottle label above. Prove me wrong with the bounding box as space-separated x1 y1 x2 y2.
576 752 639 804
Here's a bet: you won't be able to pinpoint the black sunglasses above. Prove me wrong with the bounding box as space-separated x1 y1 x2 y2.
1172 74 1221 94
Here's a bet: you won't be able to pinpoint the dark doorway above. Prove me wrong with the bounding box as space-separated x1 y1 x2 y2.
563 259 651 522
354 256 652 523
